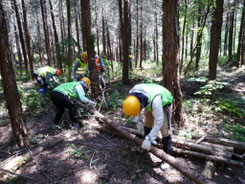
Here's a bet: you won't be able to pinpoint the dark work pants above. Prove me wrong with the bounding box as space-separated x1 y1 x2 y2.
50 91 77 124
144 127 173 155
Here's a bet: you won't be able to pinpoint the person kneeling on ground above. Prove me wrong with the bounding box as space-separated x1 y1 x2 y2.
34 66 62 93
50 77 96 129
123 83 173 171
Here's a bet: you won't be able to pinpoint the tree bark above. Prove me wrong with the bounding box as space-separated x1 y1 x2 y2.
40 0 52 66
66 0 72 80
135 0 139 68
13 0 28 74
35 10 43 67
95 0 100 55
21 0 34 79
122 0 130 84
102 10 106 58
209 0 224 80
0 2 28 147
49 0 62 69
223 12 229 56
118 0 124 63
180 0 187 74
139 2 143 68
162 0 185 126
237 0 245 67
81 0 99 98
228 7 235 63
14 24 23 73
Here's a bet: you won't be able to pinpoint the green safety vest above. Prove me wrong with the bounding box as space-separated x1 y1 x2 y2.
145 84 173 111
37 66 54 77
76 58 87 75
54 82 79 98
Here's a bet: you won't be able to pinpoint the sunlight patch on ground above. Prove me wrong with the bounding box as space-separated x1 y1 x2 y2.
77 169 98 184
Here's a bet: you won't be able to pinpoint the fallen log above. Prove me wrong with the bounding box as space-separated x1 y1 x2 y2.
0 136 63 178
192 135 245 153
93 111 213 184
173 147 244 168
172 138 232 159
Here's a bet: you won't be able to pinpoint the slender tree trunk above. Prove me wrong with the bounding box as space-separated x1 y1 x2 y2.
118 0 124 63
95 0 100 55
228 7 235 62
14 24 23 73
13 0 28 74
223 12 229 56
135 0 139 68
139 1 143 68
81 0 99 97
233 10 237 53
21 0 34 79
102 10 106 57
40 0 52 66
122 0 130 84
180 0 187 74
237 0 245 67
49 0 62 69
75 3 80 46
155 3 159 65
35 10 43 67
209 0 224 80
66 0 72 80
0 2 28 147
163 0 184 126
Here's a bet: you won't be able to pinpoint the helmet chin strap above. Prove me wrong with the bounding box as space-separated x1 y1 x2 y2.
129 92 148 110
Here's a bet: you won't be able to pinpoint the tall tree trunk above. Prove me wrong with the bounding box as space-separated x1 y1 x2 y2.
180 0 187 74
81 0 99 97
139 1 143 68
75 3 80 47
49 0 62 69
118 0 124 63
21 0 34 79
237 0 245 67
233 10 237 53
35 10 43 67
209 0 224 80
223 12 229 56
66 0 72 80
95 0 100 55
102 10 106 57
40 0 52 66
163 0 184 126
122 0 130 84
13 0 28 74
81 0 87 50
0 2 28 147
155 1 159 65
228 7 235 63
135 0 139 68
14 24 23 73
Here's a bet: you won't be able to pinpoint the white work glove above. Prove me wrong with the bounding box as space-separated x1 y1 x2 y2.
87 100 96 107
141 136 151 151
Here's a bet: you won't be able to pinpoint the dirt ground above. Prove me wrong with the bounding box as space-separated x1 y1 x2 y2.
0 67 245 184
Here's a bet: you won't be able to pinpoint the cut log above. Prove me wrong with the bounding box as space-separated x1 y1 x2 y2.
93 111 213 184
172 138 232 158
173 147 244 168
192 135 245 153
0 136 63 178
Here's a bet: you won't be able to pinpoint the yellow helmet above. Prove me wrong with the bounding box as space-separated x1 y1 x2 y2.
81 77 91 86
81 52 88 62
123 95 141 116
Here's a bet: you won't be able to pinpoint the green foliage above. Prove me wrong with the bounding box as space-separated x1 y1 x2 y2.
18 86 50 113
6 177 19 184
65 143 90 160
216 99 245 118
187 76 208 83
178 128 194 139
224 122 245 141
194 80 229 99
107 90 123 109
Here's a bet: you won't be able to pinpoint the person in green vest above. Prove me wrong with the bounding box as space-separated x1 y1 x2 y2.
123 83 173 171
72 51 89 81
50 77 96 129
34 66 62 93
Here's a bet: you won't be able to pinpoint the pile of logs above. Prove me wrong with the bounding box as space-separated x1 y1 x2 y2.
122 126 245 168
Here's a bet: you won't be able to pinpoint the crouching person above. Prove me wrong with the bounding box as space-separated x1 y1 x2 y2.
123 83 173 171
50 77 96 129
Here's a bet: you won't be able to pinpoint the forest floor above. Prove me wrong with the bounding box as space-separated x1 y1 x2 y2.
0 65 245 184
